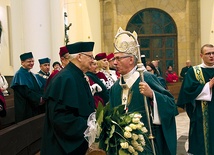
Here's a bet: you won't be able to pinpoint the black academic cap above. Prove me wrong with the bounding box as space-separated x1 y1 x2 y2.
66 42 94 54
38 57 51 65
20 52 33 61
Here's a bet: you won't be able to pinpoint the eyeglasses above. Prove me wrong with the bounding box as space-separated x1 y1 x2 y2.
112 55 131 61
81 53 95 60
204 52 214 56
63 56 70 59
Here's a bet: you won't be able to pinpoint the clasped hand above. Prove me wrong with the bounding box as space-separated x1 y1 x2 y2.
209 77 214 88
139 82 153 99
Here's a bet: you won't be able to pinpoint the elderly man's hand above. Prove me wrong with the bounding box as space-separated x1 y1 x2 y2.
139 82 153 99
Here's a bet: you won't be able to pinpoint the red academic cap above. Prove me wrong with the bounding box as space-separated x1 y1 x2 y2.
59 46 69 57
107 53 114 61
95 52 107 61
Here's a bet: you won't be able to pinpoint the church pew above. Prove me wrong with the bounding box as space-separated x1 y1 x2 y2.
0 114 45 155
0 93 15 129
0 106 15 129
167 81 182 101
167 81 184 113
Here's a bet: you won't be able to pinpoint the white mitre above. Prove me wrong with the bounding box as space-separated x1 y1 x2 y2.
114 27 139 59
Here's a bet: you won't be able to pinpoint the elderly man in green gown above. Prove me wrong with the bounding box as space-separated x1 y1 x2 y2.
109 27 178 155
41 42 95 155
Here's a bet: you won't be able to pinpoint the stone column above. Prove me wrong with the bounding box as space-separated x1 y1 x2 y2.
10 0 64 73
200 0 214 45
49 0 64 65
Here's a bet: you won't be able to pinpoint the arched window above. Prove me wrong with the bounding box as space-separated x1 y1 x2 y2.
126 8 178 78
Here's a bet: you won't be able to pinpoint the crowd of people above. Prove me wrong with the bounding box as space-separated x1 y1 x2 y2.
1 26 214 155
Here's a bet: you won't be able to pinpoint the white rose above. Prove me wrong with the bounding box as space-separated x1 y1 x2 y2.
139 122 144 126
124 131 132 138
133 113 142 119
120 142 129 149
132 117 140 123
131 140 139 148
132 133 138 141
141 140 146 146
136 146 144 152
125 126 132 132
136 123 142 129
129 123 137 130
141 127 148 133
138 134 144 141
128 145 135 153
133 151 138 155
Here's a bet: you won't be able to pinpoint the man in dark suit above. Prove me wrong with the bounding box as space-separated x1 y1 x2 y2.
180 60 192 79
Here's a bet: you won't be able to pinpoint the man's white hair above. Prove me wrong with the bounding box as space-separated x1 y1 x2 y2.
69 53 78 60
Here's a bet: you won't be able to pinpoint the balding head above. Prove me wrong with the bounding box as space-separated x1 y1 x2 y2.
186 60 191 67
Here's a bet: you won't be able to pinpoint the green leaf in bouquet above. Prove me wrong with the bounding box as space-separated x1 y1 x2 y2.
104 124 116 151
96 102 104 125
103 104 112 117
119 149 129 155
118 115 132 126
108 124 115 139
111 105 126 123
104 115 113 127
114 129 126 141
95 103 149 154
113 105 126 116
98 130 107 150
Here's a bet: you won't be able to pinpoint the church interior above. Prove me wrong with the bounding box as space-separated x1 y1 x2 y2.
0 0 214 154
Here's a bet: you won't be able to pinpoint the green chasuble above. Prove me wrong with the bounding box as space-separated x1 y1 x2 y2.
41 62 95 155
177 66 214 155
110 71 178 155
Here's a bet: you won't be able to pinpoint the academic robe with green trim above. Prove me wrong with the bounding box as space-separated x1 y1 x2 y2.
41 62 95 155
11 67 43 123
35 70 50 90
177 67 214 155
36 70 50 113
110 71 177 155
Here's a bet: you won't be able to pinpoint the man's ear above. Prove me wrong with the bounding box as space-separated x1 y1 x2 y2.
129 56 135 65
77 53 82 61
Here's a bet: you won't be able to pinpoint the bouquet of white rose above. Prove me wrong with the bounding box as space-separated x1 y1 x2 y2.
84 103 152 155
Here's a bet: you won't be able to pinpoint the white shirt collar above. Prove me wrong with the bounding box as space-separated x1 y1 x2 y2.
123 66 137 80
199 63 214 68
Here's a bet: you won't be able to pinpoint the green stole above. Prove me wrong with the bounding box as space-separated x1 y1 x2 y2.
193 66 209 155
